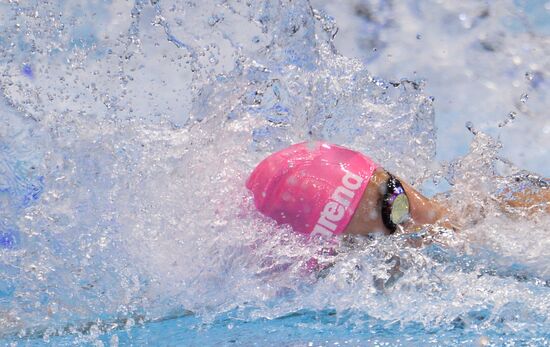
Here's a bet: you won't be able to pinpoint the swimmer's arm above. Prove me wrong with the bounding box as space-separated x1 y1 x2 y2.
495 184 550 215
399 179 461 236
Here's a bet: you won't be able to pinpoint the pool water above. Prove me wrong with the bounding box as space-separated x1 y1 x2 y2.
1 0 549 346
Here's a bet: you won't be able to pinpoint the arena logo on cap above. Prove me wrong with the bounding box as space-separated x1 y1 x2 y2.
311 170 363 238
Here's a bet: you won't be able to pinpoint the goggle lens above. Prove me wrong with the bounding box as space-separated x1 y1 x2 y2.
381 173 410 233
390 193 410 225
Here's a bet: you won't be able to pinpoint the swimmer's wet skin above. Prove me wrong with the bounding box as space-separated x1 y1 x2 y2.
498 175 550 215
246 141 455 240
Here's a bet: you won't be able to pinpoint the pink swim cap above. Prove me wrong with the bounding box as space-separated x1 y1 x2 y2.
246 142 378 238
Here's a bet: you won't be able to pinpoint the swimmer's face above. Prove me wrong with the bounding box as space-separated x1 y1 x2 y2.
344 168 446 236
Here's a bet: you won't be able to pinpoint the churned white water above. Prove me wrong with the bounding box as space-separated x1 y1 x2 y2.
0 0 549 345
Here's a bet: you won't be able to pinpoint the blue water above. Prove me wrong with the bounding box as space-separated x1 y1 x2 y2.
10 310 550 346
1 0 549 346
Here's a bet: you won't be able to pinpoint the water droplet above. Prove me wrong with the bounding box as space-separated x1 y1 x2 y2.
0 228 19 249
498 112 517 128
465 121 475 133
22 64 33 78
208 14 223 26
130 7 141 18
416 33 422 40
479 335 490 346
525 71 544 88
520 93 528 104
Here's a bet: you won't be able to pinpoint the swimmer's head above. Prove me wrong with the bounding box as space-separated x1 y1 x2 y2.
246 142 378 238
247 142 453 239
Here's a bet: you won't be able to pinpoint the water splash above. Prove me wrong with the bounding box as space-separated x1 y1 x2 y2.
0 0 548 345
315 0 550 174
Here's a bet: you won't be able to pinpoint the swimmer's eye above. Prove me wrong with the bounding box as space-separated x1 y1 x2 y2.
381 173 410 234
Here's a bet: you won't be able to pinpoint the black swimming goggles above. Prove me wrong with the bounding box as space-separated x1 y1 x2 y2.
381 173 410 234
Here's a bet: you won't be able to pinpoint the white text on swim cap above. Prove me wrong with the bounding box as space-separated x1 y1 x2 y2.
311 170 363 238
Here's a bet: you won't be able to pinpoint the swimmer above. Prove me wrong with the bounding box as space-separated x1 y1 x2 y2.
246 142 549 240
